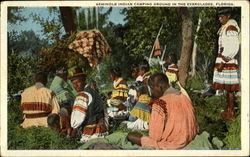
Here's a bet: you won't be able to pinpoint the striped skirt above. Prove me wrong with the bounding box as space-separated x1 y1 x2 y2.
212 63 240 91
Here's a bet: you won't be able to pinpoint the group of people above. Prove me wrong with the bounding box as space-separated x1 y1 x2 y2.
107 58 198 149
21 67 109 141
20 55 199 149
19 7 240 150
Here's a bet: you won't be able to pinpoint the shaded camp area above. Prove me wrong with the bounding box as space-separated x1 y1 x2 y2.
4 2 247 155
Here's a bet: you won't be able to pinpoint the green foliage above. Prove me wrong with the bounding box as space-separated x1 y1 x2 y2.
8 52 38 95
8 7 27 24
8 30 48 57
187 74 241 149
222 97 241 149
150 64 162 75
194 95 227 138
186 73 205 90
186 74 241 148
194 8 218 80
122 7 182 60
8 98 81 149
32 8 63 42
196 8 219 58
8 126 80 149
100 22 134 79
190 91 241 149
223 115 241 149
39 33 90 73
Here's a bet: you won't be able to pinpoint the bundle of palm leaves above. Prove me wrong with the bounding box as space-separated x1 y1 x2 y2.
69 29 111 68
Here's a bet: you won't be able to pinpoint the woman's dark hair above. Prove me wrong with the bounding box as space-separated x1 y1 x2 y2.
35 72 48 85
110 67 122 77
217 7 232 16
135 82 149 95
139 59 150 72
47 113 60 127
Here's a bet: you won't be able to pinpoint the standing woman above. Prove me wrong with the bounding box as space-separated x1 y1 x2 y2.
213 7 240 120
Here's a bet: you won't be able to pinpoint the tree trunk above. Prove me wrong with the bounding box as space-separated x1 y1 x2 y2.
59 7 77 34
191 16 202 77
177 7 194 87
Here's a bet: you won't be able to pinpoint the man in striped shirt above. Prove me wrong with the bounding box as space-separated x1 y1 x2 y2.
69 68 108 143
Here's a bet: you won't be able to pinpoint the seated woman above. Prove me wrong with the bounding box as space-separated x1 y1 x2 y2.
126 82 151 131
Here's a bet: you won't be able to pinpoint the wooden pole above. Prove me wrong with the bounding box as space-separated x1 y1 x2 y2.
161 45 167 72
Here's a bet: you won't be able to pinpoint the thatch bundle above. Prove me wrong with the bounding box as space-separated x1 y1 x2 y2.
69 29 111 68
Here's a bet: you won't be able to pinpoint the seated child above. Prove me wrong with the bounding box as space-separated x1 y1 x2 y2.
107 68 129 119
47 108 76 138
136 60 151 84
124 65 140 111
164 53 190 100
124 84 137 112
125 82 151 131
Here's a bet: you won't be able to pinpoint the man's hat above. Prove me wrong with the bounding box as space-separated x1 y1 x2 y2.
217 7 232 16
68 67 86 81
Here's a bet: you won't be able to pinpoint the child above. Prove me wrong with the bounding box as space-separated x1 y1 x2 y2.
164 54 190 100
125 82 151 131
165 54 179 85
47 108 76 138
124 65 140 112
130 64 140 80
136 60 151 84
107 68 129 119
108 68 128 110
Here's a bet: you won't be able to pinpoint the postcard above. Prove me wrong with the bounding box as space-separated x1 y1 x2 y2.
1 0 249 156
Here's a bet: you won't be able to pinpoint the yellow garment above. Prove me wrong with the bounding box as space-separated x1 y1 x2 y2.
138 94 151 104
165 72 190 100
130 108 151 122
111 78 128 99
21 83 60 128
166 71 178 83
129 94 151 122
176 82 190 100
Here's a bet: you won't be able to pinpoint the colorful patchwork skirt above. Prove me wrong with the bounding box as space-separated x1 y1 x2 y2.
213 63 240 92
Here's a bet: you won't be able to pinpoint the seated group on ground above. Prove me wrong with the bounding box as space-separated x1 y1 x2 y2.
20 55 199 150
